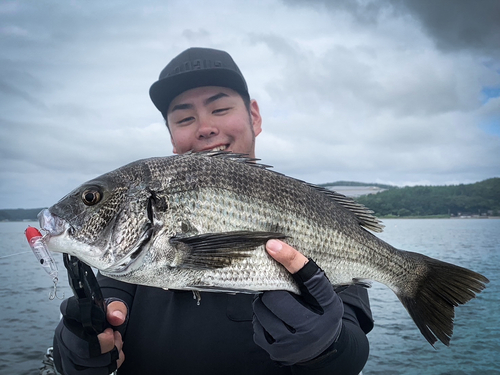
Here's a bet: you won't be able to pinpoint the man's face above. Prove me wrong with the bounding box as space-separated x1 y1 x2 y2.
166 86 262 158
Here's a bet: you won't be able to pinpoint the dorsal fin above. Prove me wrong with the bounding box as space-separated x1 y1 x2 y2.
309 184 384 232
194 151 384 233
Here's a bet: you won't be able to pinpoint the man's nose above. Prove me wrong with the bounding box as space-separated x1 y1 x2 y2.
197 118 219 139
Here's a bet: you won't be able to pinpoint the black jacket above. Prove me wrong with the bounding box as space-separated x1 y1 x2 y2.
97 274 373 375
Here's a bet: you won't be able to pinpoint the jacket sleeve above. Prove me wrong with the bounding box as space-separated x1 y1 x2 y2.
291 286 373 375
96 272 137 307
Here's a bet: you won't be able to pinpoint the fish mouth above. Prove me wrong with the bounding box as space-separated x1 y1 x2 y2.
38 208 68 237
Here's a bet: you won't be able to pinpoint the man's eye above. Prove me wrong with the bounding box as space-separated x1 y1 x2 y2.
177 116 194 124
213 107 230 114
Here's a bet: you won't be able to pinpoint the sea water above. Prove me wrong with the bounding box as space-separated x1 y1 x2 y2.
0 219 498 374
364 219 500 375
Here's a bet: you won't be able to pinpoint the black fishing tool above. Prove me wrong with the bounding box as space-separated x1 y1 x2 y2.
63 253 107 334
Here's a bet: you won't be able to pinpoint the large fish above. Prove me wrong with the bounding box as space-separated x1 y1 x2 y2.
39 152 488 347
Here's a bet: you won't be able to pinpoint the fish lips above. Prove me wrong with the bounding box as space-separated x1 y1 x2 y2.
37 208 92 259
38 208 67 237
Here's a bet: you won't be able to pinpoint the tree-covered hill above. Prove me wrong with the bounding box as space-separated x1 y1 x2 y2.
355 178 500 217
0 208 44 221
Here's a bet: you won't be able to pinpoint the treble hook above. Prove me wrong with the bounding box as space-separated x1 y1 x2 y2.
49 276 65 300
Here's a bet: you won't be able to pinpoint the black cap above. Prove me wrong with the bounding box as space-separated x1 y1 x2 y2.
149 47 249 115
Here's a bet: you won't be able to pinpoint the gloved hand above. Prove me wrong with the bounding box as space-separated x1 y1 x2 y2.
53 297 127 375
253 241 343 366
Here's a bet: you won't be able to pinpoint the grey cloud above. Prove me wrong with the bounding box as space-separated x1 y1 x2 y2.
0 79 47 109
283 0 386 25
394 0 500 56
283 0 500 57
182 29 211 41
251 35 480 120
248 33 299 58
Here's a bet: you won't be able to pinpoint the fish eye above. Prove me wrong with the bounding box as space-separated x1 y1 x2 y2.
81 188 102 206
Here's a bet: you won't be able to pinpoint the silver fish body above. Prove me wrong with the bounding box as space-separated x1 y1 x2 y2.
39 152 489 346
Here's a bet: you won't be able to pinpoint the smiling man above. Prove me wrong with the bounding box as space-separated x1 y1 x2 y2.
166 86 262 157
149 48 263 159
51 47 373 375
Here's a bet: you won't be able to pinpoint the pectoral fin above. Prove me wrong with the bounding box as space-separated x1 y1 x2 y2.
169 231 286 269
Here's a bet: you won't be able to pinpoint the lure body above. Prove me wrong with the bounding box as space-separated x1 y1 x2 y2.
25 226 59 278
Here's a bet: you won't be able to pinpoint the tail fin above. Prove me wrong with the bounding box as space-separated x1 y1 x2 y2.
396 251 489 347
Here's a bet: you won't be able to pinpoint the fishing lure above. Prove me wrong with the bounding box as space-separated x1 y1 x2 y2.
25 226 63 299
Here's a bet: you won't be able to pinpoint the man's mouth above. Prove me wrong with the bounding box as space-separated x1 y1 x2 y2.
208 145 228 152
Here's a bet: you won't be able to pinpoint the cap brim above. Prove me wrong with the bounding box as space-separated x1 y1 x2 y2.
149 68 249 115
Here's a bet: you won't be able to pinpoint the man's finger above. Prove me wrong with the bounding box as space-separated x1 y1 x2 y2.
114 331 126 368
106 301 127 327
97 329 125 368
266 239 309 274
97 328 116 354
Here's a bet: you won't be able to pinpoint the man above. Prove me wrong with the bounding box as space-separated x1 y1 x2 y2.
52 47 373 375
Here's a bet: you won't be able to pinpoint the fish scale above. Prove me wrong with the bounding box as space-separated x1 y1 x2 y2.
39 151 489 347
163 188 298 292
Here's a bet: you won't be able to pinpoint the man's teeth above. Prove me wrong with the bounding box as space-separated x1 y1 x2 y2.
211 145 227 151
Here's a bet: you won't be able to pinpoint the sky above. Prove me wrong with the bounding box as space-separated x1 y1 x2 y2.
1 0 499 209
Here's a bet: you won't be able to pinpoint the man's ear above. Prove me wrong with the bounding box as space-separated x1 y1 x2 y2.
250 99 262 137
